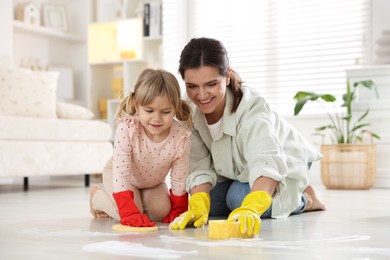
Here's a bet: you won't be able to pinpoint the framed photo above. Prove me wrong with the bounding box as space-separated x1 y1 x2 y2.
42 4 68 31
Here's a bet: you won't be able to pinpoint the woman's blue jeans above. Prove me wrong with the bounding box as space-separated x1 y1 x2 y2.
209 180 307 218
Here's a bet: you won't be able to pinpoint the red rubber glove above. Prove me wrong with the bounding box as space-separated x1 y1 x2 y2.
162 189 188 223
113 190 156 227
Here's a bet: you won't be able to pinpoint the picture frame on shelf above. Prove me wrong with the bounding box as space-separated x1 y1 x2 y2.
42 4 68 31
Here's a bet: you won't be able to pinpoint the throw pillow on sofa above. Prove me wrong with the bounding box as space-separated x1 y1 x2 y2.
57 102 94 119
0 67 58 118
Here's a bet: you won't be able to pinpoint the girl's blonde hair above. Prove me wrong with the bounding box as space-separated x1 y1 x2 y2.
115 68 192 128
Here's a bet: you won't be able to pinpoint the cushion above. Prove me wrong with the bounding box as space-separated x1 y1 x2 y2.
0 67 58 118
57 102 94 119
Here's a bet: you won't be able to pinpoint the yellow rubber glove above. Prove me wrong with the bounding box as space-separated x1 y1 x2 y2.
169 192 210 230
227 191 272 236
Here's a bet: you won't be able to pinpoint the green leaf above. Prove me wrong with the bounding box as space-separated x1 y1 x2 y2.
293 91 315 100
371 132 381 140
292 79 380 143
319 94 336 102
315 125 335 132
342 115 351 121
355 109 369 123
294 99 308 115
354 80 373 88
353 80 379 98
351 123 370 132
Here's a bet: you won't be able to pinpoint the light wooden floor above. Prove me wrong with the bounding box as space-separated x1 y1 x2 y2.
1 175 389 260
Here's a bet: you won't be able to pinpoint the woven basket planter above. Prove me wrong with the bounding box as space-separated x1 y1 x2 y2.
320 144 376 189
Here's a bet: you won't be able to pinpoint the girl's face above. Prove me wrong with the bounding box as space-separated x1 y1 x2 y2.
136 95 175 143
184 66 229 124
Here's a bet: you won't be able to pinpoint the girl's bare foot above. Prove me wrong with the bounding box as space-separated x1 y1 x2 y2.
303 185 326 212
90 184 109 218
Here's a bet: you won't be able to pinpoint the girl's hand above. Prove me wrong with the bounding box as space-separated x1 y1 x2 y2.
121 213 156 227
113 190 156 227
162 190 188 223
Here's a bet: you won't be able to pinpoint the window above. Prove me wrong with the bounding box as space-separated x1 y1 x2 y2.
186 0 371 115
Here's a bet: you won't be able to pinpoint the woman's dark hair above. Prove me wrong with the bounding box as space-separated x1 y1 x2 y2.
178 37 243 113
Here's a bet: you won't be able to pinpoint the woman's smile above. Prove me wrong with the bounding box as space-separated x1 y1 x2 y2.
199 97 214 104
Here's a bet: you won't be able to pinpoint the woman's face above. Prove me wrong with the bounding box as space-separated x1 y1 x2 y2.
184 66 229 124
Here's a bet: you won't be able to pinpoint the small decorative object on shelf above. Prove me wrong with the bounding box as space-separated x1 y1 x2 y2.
120 50 136 60
374 30 390 64
15 1 40 26
112 66 123 99
42 4 68 31
20 57 47 71
99 99 108 119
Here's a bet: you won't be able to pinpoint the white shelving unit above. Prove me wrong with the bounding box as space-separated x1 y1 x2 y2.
2 0 91 107
88 0 163 138
1 0 163 134
13 20 84 43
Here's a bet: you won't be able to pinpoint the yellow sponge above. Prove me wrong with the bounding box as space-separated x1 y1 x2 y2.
208 220 258 240
112 224 158 232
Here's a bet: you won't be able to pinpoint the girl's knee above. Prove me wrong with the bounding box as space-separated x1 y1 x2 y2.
141 183 171 221
146 199 171 222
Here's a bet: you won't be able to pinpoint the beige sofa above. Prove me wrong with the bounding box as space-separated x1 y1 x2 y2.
0 66 113 190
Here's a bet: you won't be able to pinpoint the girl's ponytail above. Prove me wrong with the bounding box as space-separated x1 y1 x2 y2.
175 99 192 128
114 92 136 119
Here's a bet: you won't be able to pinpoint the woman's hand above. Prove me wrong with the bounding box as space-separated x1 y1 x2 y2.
227 191 272 236
169 192 210 230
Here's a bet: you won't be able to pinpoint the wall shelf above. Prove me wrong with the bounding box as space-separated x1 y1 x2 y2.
13 20 85 43
89 59 146 66
143 36 162 41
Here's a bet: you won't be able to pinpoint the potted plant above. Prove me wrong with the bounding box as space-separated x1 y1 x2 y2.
293 79 380 189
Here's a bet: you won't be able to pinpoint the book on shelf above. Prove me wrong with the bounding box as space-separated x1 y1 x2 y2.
149 1 162 37
143 1 162 38
143 3 150 37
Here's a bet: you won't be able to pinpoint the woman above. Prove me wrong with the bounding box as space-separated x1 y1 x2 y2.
170 37 326 236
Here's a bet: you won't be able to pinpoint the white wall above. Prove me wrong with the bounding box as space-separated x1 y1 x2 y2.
285 115 327 185
284 0 390 188
0 1 13 63
371 0 390 64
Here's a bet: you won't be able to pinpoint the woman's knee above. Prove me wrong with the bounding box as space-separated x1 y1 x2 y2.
209 180 232 216
226 181 250 210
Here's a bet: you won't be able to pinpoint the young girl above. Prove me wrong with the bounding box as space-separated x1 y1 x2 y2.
90 68 192 227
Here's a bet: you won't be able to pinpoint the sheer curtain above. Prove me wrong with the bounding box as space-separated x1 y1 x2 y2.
186 0 371 115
